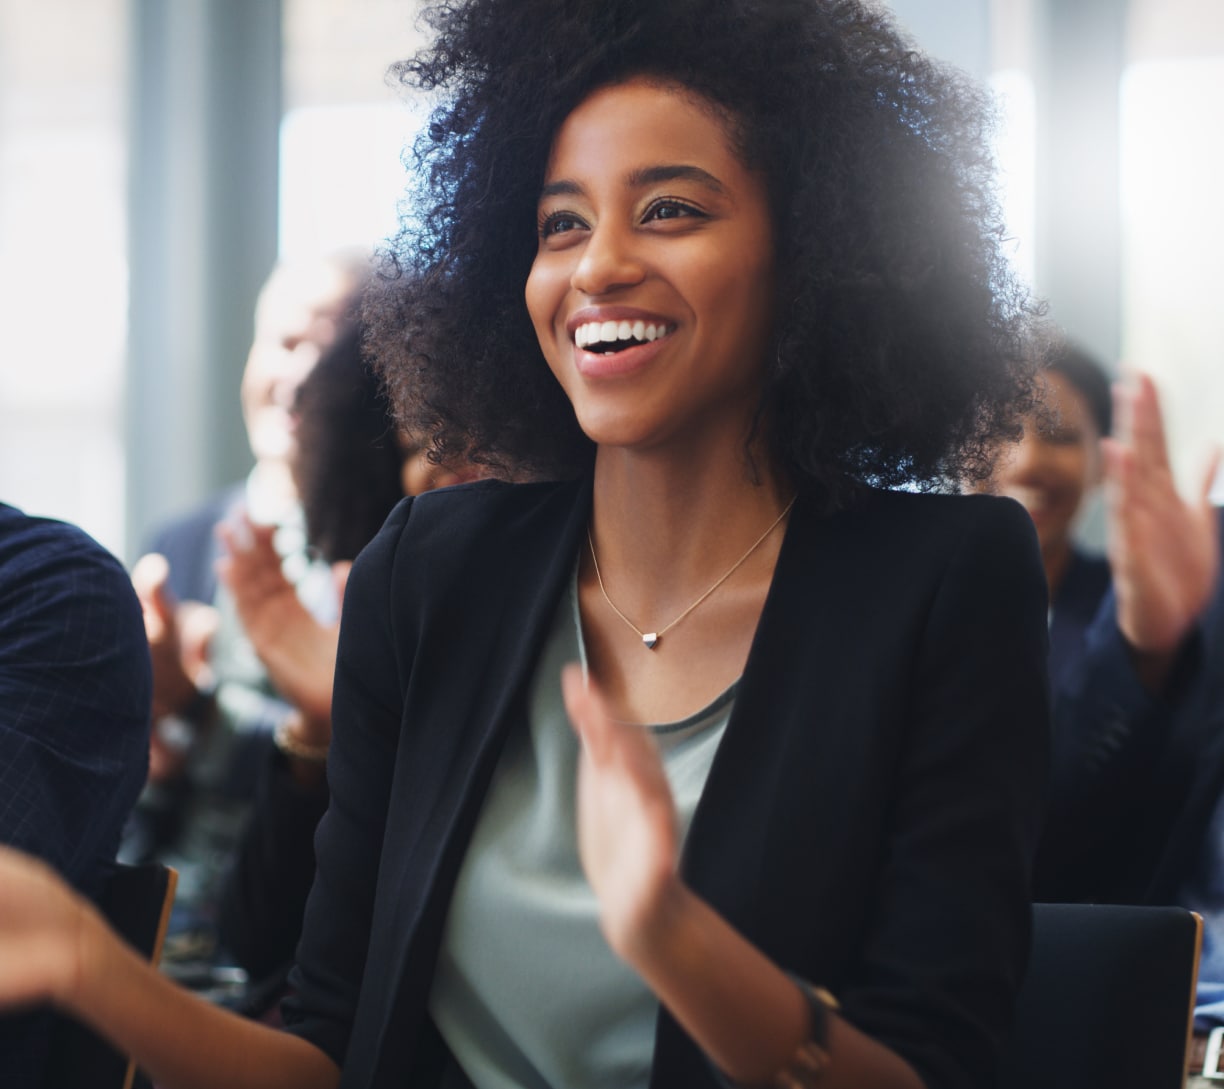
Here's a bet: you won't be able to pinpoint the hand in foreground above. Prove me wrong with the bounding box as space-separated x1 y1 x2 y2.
561 664 680 960
0 846 93 1011
1103 374 1220 686
216 515 341 732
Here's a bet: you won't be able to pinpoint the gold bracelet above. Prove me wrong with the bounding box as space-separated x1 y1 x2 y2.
273 714 330 764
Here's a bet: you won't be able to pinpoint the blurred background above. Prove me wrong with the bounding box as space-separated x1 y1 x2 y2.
0 0 1220 562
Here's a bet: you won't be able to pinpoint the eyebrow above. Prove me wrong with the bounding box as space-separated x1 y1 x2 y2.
538 164 727 200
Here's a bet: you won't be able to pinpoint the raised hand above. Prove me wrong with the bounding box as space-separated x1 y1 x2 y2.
215 514 338 733
1103 373 1221 687
561 664 680 960
131 553 220 781
131 553 216 719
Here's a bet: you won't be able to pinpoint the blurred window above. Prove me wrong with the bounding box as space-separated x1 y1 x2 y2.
990 68 1037 291
280 0 427 260
1120 3 1224 492
0 0 127 554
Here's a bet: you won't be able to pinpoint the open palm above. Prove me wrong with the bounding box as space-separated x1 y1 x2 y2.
562 665 679 960
1104 374 1220 662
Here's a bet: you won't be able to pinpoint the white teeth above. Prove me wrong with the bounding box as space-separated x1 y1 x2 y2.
574 319 671 350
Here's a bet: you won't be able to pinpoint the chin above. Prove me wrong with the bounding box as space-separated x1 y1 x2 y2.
569 403 649 450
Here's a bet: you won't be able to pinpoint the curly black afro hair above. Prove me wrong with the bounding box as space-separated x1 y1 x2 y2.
366 0 1043 505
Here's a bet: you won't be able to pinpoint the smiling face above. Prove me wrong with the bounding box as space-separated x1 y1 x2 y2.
241 258 359 465
991 369 1103 573
525 78 776 458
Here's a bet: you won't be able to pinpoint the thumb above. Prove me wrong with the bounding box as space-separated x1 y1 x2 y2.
561 663 614 763
131 552 175 622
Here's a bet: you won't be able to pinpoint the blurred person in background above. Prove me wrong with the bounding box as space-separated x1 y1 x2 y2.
979 344 1220 901
215 317 484 1017
985 342 1116 694
982 342 1224 1081
123 250 370 977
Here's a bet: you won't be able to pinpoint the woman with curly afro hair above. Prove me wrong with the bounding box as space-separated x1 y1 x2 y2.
0 2 1050 1088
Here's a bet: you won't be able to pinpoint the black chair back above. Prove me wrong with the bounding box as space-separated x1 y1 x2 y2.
40 861 177 1089
998 903 1201 1089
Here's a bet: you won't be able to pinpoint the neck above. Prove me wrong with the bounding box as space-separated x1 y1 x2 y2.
587 441 793 615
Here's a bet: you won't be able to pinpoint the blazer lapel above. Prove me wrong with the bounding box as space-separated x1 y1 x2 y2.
353 477 594 1086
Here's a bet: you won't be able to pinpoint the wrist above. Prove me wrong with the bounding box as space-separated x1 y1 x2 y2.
610 872 693 970
59 896 113 1015
273 710 331 764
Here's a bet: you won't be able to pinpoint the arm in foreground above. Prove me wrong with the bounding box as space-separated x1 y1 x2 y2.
0 846 339 1089
563 668 922 1089
565 496 1049 1089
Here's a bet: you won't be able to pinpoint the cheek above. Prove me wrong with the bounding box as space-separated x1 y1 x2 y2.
704 236 775 352
525 257 561 350
1054 449 1094 496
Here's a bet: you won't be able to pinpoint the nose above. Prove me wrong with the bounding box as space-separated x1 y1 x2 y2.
570 221 645 296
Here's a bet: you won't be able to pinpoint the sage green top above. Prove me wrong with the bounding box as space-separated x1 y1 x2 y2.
428 569 736 1089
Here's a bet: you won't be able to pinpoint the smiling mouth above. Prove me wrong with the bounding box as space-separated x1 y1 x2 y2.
574 319 673 354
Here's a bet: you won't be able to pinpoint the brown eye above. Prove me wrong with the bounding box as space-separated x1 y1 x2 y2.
643 199 704 223
538 212 586 237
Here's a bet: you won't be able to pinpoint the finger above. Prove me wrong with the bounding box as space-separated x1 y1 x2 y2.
215 520 242 560
1100 436 1135 502
1128 372 1172 479
561 662 614 763
248 521 279 556
1198 445 1222 507
130 553 175 620
179 603 220 648
215 508 256 553
1101 437 1138 557
1111 377 1136 449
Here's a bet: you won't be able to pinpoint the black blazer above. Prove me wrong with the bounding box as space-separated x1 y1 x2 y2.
283 477 1050 1089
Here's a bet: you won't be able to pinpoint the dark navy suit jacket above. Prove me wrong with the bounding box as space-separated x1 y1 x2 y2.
282 478 1050 1089
0 502 151 1087
1035 511 1224 905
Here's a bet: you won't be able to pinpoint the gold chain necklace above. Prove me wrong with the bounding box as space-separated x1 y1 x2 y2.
586 496 796 650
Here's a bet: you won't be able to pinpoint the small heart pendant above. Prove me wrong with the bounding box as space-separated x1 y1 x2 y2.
642 633 659 650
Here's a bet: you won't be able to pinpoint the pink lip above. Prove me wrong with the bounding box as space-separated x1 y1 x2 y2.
574 334 670 379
